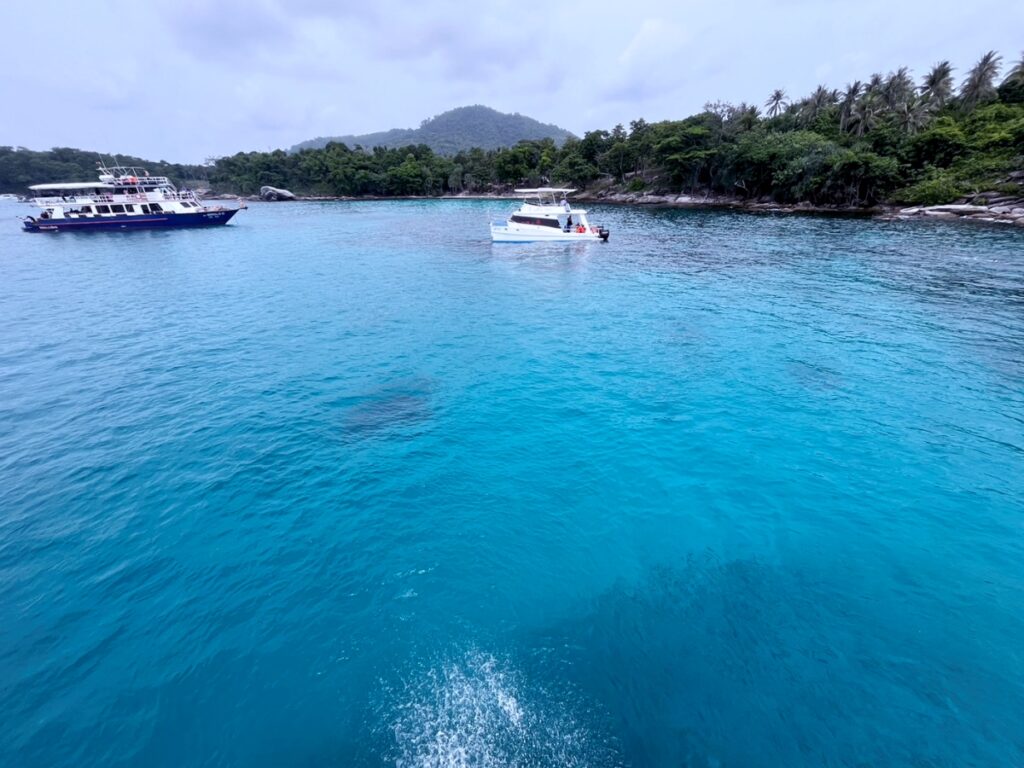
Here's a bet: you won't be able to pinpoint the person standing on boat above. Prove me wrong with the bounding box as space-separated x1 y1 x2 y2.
561 196 571 212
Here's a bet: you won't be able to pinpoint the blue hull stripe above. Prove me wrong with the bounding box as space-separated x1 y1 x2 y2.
23 209 238 232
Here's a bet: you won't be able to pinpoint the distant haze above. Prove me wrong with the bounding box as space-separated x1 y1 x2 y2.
1 0 1021 162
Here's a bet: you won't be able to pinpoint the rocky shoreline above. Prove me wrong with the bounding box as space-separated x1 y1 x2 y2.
204 188 1024 228
884 200 1024 226
578 191 880 217
577 190 1024 227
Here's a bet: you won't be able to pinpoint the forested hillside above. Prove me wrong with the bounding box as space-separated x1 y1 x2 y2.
213 51 1024 206
0 147 207 192
290 105 574 154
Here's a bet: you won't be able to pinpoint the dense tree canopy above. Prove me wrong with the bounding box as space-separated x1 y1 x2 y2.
4 50 1022 208
0 146 206 192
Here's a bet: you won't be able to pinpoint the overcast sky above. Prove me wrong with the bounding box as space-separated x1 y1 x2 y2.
2 1 1021 163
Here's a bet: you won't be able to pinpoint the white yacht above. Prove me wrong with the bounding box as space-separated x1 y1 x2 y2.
21 164 245 232
490 188 609 242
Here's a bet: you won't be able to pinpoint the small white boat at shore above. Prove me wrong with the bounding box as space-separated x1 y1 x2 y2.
490 188 609 242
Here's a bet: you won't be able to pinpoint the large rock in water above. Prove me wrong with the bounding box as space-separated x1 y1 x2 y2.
259 185 296 201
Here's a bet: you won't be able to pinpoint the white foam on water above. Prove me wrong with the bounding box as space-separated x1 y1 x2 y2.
388 649 615 768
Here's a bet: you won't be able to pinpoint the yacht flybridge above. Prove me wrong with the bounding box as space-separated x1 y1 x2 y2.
21 164 245 232
490 188 609 242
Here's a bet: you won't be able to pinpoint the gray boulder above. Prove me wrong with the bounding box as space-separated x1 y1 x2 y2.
259 185 296 201
923 204 989 215
636 194 671 205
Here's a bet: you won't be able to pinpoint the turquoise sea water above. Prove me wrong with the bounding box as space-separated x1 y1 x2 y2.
1 199 1023 766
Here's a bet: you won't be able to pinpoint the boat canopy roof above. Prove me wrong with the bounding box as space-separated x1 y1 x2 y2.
514 187 576 195
29 182 114 191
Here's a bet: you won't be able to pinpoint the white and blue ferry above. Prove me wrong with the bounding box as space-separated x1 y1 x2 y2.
22 164 245 232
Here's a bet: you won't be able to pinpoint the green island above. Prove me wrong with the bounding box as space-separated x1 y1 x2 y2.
3 51 1022 219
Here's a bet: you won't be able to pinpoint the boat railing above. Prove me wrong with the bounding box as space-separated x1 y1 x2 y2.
113 176 173 187
32 190 199 205
31 194 116 204
112 191 199 202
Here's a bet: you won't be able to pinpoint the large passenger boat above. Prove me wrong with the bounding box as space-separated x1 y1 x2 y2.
22 164 245 232
490 188 609 242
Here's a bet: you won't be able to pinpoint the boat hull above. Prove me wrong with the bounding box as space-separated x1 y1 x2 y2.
22 209 239 232
490 224 609 243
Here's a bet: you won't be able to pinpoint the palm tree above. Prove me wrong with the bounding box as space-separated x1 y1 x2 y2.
921 61 955 109
960 50 1002 111
894 97 934 135
866 73 884 96
764 89 788 118
801 85 836 124
883 67 915 110
839 81 862 132
848 94 881 136
1000 51 1024 103
1002 51 1024 86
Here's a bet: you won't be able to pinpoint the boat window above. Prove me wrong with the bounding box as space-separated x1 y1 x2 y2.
79 206 92 214
111 204 126 213
125 205 135 213
96 204 111 214
510 214 562 229
149 203 163 212
140 204 150 214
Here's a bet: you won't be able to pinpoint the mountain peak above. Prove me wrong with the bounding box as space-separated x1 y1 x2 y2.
291 106 574 154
